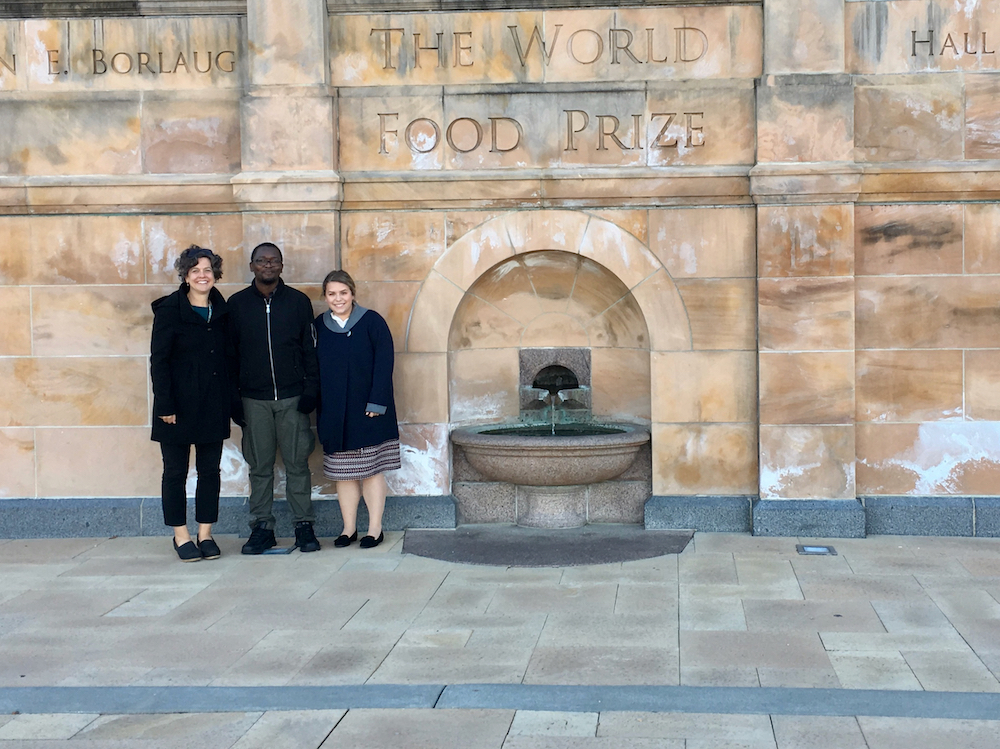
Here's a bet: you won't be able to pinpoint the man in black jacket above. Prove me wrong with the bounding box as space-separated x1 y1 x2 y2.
229 242 321 554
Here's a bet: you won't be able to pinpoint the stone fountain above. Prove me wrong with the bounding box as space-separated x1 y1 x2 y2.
450 350 651 528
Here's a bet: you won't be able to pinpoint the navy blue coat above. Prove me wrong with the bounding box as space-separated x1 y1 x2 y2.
150 285 232 445
315 306 399 454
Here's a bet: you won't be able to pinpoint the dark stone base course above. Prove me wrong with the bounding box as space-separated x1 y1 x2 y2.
5 495 1000 539
644 496 752 533
863 496 974 537
976 497 1000 538
752 499 866 538
0 496 456 539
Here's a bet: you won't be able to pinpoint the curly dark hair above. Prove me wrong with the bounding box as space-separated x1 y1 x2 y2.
322 269 357 297
175 245 223 281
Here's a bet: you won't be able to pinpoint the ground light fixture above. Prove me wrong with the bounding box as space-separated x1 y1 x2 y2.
795 544 838 555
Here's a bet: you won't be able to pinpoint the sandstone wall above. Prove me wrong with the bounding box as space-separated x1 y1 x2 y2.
1 0 998 535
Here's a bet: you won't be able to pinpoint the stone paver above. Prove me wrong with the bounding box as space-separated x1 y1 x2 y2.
230 710 346 749
508 710 598 737
598 712 776 747
0 713 99 740
771 715 867 749
318 708 513 749
857 717 1000 749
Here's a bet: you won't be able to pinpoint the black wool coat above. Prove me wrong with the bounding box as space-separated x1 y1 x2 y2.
315 307 399 454
150 285 233 445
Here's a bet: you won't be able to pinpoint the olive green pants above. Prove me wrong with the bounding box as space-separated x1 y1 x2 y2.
241 396 316 529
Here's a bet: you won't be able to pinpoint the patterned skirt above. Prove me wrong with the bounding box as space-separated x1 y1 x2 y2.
323 438 402 481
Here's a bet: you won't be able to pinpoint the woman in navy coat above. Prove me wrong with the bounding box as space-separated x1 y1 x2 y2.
150 246 232 562
315 269 400 549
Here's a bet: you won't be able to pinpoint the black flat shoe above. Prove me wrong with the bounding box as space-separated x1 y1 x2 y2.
198 538 221 560
334 531 358 548
359 532 384 549
173 539 201 562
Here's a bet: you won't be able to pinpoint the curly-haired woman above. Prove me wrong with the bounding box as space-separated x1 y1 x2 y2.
150 245 235 562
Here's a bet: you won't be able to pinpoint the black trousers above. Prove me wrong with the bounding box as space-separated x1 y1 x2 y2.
160 442 224 527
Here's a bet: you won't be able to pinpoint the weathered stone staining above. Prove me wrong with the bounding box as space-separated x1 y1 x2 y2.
1 0 1000 538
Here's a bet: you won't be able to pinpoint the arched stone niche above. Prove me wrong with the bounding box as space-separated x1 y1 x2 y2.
447 250 652 426
395 208 694 519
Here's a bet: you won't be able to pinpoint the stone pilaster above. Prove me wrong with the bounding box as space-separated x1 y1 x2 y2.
234 0 341 212
751 0 863 536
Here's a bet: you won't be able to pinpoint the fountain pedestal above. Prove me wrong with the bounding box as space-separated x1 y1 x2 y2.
516 485 587 528
451 423 650 529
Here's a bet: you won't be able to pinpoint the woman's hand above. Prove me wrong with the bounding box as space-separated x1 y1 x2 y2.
159 415 177 424
365 411 379 418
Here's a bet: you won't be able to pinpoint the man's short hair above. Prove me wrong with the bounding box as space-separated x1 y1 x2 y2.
250 242 283 262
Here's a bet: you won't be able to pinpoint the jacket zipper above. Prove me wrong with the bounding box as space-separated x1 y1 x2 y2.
265 298 278 400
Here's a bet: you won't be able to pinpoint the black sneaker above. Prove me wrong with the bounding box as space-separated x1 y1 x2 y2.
241 521 276 555
294 521 321 552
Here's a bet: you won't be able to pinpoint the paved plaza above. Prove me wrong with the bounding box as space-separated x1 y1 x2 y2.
1 531 999 747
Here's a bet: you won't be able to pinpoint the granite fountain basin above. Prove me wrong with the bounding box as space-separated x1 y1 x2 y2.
451 422 650 528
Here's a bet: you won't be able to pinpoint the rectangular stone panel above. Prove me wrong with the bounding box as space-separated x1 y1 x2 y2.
242 212 338 286
143 213 247 285
35 426 161 497
0 428 34 498
645 83 755 167
0 216 30 285
847 1 1000 75
592 347 651 423
29 215 144 285
759 351 855 425
140 98 241 174
760 424 855 499
759 277 855 352
857 422 1000 496
651 351 756 424
340 87 754 172
855 78 964 162
248 0 325 87
652 423 757 495
16 18 242 92
765 0 845 74
448 347 519 425
966 350 1000 421
339 94 445 172
649 206 755 279
0 100 141 176
856 204 963 275
331 6 762 87
966 74 1000 159
341 211 446 282
0 287 31 356
674 278 756 351
758 204 854 277
0 357 147 427
241 95 334 172
757 75 854 163
32 286 162 358
965 203 1000 274
0 21 22 91
394 353 448 425
354 280 421 352
856 276 1000 349
856 350 963 422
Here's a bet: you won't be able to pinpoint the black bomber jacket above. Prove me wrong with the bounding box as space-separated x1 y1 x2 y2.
227 279 319 401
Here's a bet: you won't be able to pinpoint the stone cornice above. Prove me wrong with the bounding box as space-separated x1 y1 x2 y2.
0 1 246 17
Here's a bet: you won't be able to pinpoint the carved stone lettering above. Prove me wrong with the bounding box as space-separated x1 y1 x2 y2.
90 48 237 75
371 108 710 159
911 29 995 57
